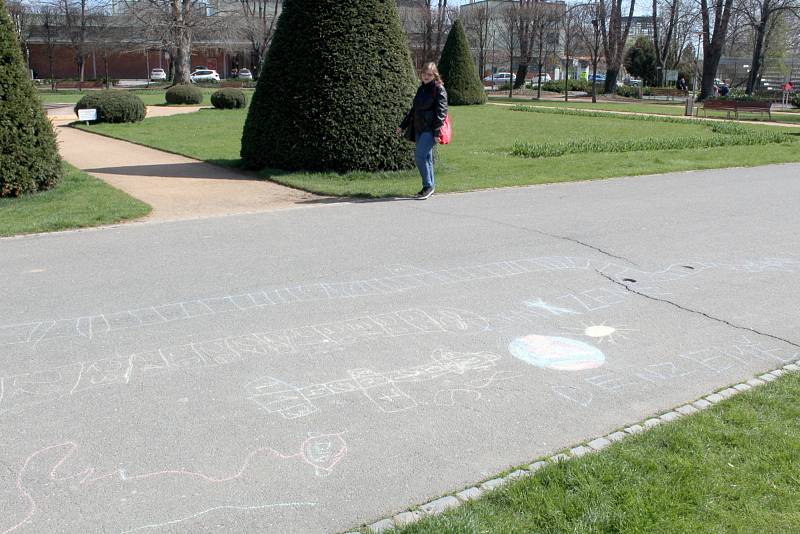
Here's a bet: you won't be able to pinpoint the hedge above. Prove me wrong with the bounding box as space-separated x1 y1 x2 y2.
241 0 417 172
74 91 146 123
0 0 63 197
211 88 247 109
165 84 203 105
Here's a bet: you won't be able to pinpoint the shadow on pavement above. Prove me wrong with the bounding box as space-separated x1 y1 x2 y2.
85 162 262 181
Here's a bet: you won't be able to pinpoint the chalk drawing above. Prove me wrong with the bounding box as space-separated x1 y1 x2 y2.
246 349 503 419
509 335 605 371
551 385 593 407
562 323 635 344
2 434 341 534
0 255 587 346
0 307 489 417
524 298 581 316
118 502 318 534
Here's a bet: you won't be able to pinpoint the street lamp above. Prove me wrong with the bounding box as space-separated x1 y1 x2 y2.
693 31 703 97
591 17 599 103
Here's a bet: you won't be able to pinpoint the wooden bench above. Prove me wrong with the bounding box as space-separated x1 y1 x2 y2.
645 87 686 101
697 99 772 120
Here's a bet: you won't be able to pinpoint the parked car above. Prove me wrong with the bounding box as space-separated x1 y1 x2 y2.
237 68 253 80
587 73 606 82
150 68 167 81
190 69 220 83
482 72 516 86
527 73 551 87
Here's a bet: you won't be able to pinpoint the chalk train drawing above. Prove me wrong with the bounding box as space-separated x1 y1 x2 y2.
7 254 770 348
0 256 588 346
2 434 342 534
246 349 504 419
509 335 605 371
0 307 489 417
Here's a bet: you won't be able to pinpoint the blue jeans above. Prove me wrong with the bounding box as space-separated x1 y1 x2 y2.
415 131 435 189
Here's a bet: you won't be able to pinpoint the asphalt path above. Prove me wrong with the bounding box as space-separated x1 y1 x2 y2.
2 163 799 533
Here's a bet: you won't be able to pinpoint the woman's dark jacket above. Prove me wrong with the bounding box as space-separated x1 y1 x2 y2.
400 81 448 141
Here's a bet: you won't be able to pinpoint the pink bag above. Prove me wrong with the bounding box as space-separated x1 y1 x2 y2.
438 114 452 145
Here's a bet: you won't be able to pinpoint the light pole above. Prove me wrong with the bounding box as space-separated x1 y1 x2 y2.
693 31 702 98
591 17 599 103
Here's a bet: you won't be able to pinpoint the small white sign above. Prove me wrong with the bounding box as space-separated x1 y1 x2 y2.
78 108 97 122
665 70 679 82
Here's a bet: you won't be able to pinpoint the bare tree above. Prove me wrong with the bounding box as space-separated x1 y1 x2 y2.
462 1 494 77
531 2 562 98
575 3 603 100
699 0 735 99
514 0 537 88
651 0 681 84
498 0 521 97
59 0 95 82
597 0 636 91
124 0 231 84
739 0 800 93
236 0 280 73
561 2 583 101
7 0 33 68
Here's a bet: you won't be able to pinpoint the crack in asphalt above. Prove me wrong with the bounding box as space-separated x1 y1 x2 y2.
409 205 639 267
596 270 800 349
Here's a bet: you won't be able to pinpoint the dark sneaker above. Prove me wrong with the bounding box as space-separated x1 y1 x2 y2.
415 189 425 197
417 187 434 200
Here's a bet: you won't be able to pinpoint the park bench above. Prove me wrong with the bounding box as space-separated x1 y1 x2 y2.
644 87 687 101
697 99 772 120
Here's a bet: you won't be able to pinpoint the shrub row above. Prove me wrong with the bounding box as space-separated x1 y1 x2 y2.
540 79 590 93
793 93 800 109
510 131 790 159
74 91 146 123
510 104 723 128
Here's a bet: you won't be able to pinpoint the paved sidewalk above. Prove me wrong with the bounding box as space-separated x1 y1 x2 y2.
52 107 321 222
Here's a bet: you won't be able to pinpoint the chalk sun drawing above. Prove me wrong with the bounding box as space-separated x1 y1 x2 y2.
509 335 605 371
563 323 636 345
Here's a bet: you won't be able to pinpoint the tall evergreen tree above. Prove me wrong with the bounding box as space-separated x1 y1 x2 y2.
241 0 417 173
438 19 487 105
0 0 62 197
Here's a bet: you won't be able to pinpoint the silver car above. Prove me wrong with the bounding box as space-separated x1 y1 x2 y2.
237 68 253 80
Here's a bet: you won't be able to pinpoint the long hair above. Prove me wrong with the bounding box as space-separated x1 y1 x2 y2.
421 62 443 85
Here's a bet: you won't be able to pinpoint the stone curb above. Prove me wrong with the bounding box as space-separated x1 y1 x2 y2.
353 360 800 533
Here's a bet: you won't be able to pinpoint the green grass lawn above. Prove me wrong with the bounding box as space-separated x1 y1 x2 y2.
77 104 800 198
38 87 254 106
0 163 151 237
488 96 800 124
387 371 800 533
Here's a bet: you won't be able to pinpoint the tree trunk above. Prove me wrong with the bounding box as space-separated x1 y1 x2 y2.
173 25 192 84
604 68 620 92
699 0 735 100
746 19 768 94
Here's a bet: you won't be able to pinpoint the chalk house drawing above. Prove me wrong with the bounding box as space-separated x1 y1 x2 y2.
509 335 605 371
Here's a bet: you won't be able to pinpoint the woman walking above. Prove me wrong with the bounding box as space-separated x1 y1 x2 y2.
398 62 448 199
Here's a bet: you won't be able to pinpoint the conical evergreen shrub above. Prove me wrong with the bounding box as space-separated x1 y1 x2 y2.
241 0 417 172
438 20 486 106
0 0 62 197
